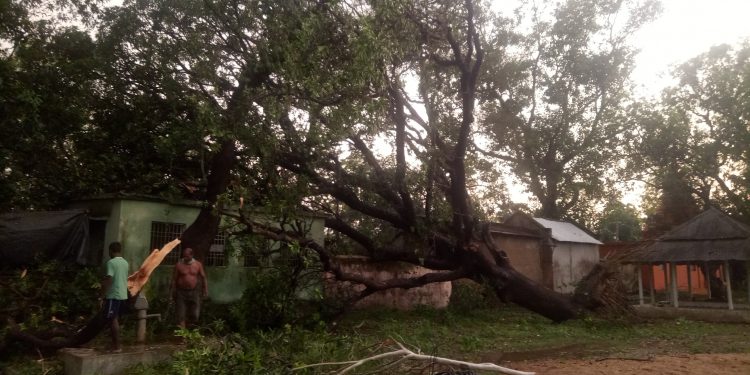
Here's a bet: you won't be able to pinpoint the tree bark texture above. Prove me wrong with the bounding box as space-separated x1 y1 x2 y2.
180 139 236 261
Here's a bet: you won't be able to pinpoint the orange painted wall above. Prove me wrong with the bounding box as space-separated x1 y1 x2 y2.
646 264 723 294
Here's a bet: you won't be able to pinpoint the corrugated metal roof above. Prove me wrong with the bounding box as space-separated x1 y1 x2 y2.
487 222 542 238
622 208 750 263
533 218 602 245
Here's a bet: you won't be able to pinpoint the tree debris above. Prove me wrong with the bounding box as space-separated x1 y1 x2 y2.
293 340 535 375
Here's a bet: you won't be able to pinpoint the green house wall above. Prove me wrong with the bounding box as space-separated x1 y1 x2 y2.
69 197 324 304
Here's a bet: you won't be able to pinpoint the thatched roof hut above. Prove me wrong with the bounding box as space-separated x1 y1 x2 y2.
624 207 750 310
626 207 750 263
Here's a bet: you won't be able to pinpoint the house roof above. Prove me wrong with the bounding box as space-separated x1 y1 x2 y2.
487 222 542 238
623 207 750 263
533 218 603 245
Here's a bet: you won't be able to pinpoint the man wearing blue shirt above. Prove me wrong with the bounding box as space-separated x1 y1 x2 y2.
100 242 129 352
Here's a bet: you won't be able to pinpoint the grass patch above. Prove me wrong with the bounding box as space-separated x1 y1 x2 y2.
332 305 750 361
5 305 750 374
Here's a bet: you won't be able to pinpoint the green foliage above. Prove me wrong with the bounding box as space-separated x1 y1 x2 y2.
448 279 502 311
634 42 750 221
1 357 64 375
0 262 100 327
594 200 643 241
228 242 328 332
126 326 357 375
0 262 100 355
481 0 661 219
119 304 750 374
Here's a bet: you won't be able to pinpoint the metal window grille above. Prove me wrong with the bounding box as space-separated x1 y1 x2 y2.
150 222 185 265
243 239 269 267
206 232 227 267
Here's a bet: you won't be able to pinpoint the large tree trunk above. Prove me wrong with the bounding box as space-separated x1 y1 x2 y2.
469 240 579 322
180 139 236 261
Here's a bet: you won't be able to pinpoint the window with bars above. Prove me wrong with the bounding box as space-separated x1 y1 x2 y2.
243 239 269 267
149 221 227 266
150 222 186 265
206 232 227 267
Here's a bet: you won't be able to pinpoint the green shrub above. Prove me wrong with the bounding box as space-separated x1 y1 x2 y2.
448 279 502 310
1 262 100 355
228 243 332 332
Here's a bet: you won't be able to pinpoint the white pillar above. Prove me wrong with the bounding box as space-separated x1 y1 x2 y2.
649 264 655 305
705 262 712 300
663 263 670 302
637 265 644 306
685 263 693 301
670 262 679 308
724 260 733 310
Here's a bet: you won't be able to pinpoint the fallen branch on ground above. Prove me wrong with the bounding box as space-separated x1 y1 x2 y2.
4 240 181 352
292 340 535 375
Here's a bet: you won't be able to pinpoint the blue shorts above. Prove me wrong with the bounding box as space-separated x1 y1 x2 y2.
103 299 126 320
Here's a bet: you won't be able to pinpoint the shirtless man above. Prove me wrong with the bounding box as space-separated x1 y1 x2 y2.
170 248 208 328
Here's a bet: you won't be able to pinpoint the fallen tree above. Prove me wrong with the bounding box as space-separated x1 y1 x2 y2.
2 240 180 352
214 0 654 323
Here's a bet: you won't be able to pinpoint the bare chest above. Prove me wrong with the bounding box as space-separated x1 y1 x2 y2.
175 262 199 276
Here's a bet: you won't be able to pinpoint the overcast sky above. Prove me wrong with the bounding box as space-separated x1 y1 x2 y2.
491 0 750 98
491 0 750 207
631 0 750 98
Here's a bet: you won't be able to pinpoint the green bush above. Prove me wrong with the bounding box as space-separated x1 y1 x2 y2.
1 262 100 354
124 326 348 375
228 243 332 332
448 279 502 310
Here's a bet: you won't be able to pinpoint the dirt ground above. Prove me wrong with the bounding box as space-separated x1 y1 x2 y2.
511 353 750 375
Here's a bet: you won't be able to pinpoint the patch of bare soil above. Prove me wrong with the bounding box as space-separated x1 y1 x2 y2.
480 344 595 363
512 353 750 375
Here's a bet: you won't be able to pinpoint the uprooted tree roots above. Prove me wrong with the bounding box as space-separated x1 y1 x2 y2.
573 259 635 317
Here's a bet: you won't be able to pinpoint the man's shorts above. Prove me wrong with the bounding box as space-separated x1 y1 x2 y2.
103 298 126 320
175 288 201 322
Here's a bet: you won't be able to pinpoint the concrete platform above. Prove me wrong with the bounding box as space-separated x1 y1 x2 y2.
634 305 750 323
58 344 179 375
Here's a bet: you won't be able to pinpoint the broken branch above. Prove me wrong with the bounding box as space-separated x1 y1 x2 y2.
292 339 535 375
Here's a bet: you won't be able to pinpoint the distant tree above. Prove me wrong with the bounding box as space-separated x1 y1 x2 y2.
479 0 661 220
662 43 750 219
632 42 750 225
594 200 642 242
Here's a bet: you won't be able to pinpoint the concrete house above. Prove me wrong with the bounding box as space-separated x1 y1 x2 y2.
499 212 602 293
67 195 325 303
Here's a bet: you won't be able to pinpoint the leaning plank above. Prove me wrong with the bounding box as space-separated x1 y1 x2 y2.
6 239 181 351
127 238 181 296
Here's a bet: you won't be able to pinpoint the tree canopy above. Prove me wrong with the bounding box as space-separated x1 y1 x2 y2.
5 0 750 322
633 42 750 228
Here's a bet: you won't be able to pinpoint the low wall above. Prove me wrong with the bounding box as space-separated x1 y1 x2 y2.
634 305 750 323
325 256 452 310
